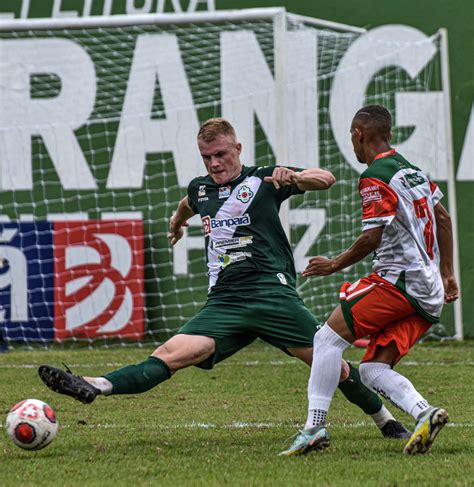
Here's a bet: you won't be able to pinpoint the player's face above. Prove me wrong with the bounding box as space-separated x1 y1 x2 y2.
199 135 242 185
350 120 366 164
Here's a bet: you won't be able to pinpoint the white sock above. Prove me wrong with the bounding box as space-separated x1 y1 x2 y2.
305 324 350 429
359 362 431 420
84 376 112 395
370 404 395 429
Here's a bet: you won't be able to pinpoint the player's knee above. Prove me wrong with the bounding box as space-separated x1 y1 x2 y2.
154 341 173 361
154 335 215 370
313 324 349 351
340 360 350 382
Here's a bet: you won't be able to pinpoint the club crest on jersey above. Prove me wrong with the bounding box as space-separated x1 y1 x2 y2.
236 185 254 204
201 214 251 236
198 185 206 197
219 186 231 199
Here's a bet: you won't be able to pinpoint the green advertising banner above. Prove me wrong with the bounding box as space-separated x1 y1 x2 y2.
0 1 472 340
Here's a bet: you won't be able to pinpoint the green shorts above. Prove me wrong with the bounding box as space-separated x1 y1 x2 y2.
177 287 321 369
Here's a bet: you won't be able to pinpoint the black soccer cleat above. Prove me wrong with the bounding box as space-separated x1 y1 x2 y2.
38 364 100 404
381 419 412 439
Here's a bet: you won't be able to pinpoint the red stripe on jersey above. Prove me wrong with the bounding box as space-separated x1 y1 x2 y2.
373 148 396 161
429 180 438 194
359 177 398 220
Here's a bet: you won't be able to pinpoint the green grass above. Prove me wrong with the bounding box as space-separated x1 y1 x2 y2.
1 341 473 486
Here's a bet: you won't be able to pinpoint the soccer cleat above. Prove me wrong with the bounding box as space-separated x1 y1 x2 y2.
38 364 100 404
279 425 330 457
380 419 411 439
403 407 449 455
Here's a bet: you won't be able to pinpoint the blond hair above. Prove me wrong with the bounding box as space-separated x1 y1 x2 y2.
197 118 237 143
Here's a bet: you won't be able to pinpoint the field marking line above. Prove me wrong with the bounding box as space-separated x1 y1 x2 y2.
1 420 472 430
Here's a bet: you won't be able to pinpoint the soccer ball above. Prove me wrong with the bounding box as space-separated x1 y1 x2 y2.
5 399 58 450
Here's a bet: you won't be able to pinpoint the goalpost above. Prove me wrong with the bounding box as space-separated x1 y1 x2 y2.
0 8 462 345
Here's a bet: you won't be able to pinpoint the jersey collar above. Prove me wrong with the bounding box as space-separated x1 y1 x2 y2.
373 148 396 161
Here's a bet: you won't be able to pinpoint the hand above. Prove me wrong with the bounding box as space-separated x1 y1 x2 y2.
264 167 299 189
167 216 189 246
302 256 337 277
442 274 459 303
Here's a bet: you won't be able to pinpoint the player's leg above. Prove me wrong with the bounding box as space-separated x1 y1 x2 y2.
38 334 215 403
358 316 448 455
264 289 408 440
279 308 351 456
305 306 354 429
288 342 406 438
38 298 253 403
280 274 415 455
92 334 216 394
81 301 257 397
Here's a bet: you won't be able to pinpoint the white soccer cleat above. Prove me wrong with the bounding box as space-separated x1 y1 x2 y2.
279 425 330 457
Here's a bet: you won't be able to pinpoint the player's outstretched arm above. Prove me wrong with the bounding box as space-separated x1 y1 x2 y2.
167 196 196 246
302 227 383 277
264 167 336 191
434 202 460 303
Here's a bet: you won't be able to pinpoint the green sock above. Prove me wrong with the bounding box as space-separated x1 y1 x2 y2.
337 362 382 415
103 356 171 395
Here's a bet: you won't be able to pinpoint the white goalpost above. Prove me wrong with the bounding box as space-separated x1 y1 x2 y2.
0 8 462 345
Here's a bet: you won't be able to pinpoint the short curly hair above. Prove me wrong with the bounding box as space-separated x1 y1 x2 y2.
353 105 392 135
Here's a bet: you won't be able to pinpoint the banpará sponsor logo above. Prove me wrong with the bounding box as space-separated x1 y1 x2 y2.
211 236 253 250
201 214 251 236
217 252 252 269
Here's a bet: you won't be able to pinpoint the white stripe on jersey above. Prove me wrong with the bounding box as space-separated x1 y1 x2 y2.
206 176 262 290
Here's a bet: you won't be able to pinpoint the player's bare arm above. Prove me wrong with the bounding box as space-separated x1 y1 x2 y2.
167 196 196 246
434 202 460 303
264 167 336 191
302 226 383 277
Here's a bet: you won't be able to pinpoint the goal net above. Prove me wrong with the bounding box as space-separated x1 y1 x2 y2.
0 8 459 346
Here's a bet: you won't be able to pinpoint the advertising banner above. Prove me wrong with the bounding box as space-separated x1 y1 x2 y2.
0 220 144 341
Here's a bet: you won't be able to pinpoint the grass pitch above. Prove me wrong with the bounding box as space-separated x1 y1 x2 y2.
1 341 473 487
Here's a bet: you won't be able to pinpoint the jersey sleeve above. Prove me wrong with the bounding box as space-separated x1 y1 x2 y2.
359 177 399 231
187 179 199 214
429 180 443 206
259 165 305 202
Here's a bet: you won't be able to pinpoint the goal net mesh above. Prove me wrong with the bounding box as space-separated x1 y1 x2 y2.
0 11 451 346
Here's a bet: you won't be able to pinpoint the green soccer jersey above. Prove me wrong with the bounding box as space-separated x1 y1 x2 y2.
187 165 304 296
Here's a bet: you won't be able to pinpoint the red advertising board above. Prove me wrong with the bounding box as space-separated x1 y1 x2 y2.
53 220 144 340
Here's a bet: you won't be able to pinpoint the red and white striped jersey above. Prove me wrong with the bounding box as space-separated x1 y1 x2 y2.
359 149 444 322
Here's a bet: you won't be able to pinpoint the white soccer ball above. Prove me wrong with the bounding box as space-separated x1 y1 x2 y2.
5 399 58 450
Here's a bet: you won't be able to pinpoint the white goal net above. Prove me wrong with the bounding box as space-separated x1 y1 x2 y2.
0 8 460 346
